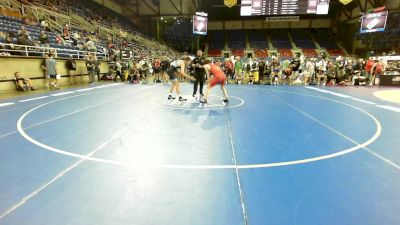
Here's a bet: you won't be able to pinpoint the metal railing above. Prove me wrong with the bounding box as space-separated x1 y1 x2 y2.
20 5 70 33
68 6 85 18
0 43 108 60
0 0 12 8
29 2 69 16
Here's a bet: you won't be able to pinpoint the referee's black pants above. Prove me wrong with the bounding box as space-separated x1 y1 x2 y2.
193 73 205 96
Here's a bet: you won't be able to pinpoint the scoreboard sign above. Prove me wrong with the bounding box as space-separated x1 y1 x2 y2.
193 14 208 35
360 11 388 33
240 0 330 16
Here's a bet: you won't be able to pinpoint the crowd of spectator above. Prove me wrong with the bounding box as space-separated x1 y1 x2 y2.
2 0 180 61
211 54 399 86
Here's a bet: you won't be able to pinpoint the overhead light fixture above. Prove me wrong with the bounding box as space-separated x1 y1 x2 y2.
174 17 177 20
161 17 164 20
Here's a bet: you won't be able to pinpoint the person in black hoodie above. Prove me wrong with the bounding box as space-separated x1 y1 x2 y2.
352 58 367 85
66 55 77 85
258 59 266 84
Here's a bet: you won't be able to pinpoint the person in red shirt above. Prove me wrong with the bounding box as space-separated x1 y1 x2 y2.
55 34 63 45
224 58 234 80
365 57 375 84
370 58 386 85
152 58 162 82
200 59 228 104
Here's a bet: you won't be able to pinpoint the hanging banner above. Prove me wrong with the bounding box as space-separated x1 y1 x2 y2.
224 0 237 8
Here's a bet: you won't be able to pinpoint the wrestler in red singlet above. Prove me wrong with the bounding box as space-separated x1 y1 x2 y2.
209 63 227 87
200 59 229 104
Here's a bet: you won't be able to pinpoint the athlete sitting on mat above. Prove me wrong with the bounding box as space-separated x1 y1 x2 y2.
14 72 36 91
167 56 196 101
200 59 229 104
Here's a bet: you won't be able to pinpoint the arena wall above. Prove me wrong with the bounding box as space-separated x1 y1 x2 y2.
0 57 109 91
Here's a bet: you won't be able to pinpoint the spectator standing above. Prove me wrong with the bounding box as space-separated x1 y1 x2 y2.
86 55 96 84
249 58 258 84
257 59 265 84
225 58 234 80
46 54 59 89
114 60 124 81
234 56 243 84
160 57 170 83
66 55 77 85
365 57 375 84
94 56 101 82
41 54 50 87
152 58 162 82
371 59 386 85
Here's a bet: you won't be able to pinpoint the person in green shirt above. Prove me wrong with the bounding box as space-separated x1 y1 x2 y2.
335 56 345 82
282 59 291 69
234 56 243 84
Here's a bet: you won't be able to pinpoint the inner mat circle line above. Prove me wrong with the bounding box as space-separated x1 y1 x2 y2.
152 95 245 111
17 89 381 170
